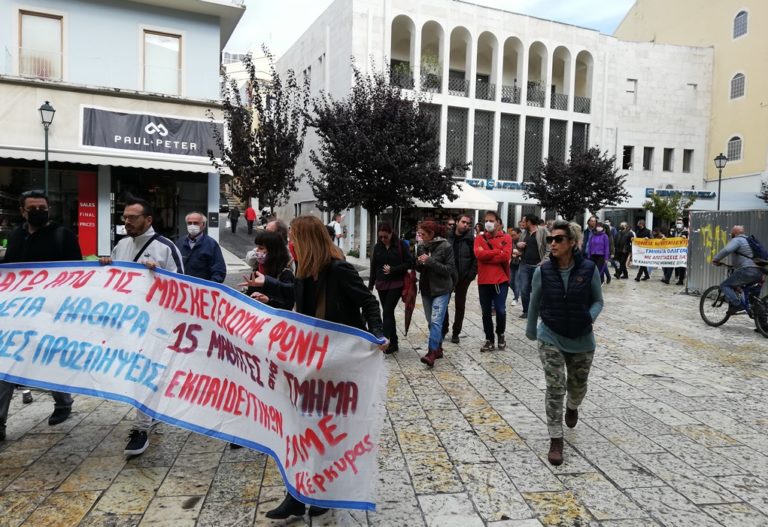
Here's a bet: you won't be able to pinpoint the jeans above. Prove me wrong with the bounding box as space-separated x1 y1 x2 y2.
422 293 451 351
443 277 472 338
478 283 509 341
721 267 764 308
377 287 402 348
509 263 520 300
616 252 629 278
246 220 254 234
519 262 537 314
590 255 606 284
0 381 72 427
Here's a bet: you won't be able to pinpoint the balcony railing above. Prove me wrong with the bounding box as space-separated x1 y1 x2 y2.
19 47 62 80
391 68 415 90
420 72 441 93
475 81 495 101
574 95 591 114
526 81 545 107
551 92 569 111
448 77 469 97
501 84 521 104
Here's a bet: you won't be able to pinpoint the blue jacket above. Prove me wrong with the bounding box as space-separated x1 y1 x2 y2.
176 233 226 283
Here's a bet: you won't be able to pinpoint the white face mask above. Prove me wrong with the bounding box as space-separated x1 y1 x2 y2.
484 221 495 232
596 227 604 233
255 251 267 264
187 224 201 237
676 223 683 229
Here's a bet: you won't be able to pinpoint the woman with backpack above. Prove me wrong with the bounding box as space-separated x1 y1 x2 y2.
368 223 412 354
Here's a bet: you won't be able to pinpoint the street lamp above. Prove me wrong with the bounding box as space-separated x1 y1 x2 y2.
38 101 56 195
713 153 728 211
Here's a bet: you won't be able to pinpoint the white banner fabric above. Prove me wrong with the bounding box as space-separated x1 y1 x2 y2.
631 237 688 268
0 261 388 511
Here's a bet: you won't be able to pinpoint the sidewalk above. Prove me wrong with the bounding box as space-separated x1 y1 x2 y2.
1 270 767 526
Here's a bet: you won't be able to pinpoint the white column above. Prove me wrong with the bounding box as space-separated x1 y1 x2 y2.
360 208 369 258
412 24 421 90
97 165 111 256
441 31 449 95
645 210 654 231
542 118 550 161
467 36 477 98
567 53 577 112
492 110 501 178
565 119 574 157
439 104 448 167
347 207 356 253
207 172 220 243
543 48 553 111
516 115 526 182
501 201 509 228
466 108 475 178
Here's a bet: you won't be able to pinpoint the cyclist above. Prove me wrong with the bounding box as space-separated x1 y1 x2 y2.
711 225 764 315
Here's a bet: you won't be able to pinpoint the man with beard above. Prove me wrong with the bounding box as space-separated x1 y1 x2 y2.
443 214 477 344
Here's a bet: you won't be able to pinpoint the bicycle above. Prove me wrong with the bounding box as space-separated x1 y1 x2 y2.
699 265 768 337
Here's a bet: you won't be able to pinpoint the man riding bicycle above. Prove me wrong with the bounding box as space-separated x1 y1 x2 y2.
711 225 764 315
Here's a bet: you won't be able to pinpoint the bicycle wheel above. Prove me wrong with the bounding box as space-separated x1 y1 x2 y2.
700 285 731 327
754 295 768 338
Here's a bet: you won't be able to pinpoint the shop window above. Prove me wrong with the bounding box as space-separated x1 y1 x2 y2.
727 136 742 161
144 30 181 95
622 146 634 169
663 148 674 172
733 11 748 39
642 147 654 171
682 149 693 173
730 73 745 99
19 10 62 80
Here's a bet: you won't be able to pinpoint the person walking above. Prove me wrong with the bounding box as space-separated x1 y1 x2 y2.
474 211 512 351
244 204 257 235
508 227 522 306
526 220 603 466
0 190 82 441
587 222 611 285
664 218 688 285
517 214 550 319
368 223 412 354
263 214 385 520
176 211 226 283
613 222 634 279
633 219 651 281
712 225 764 315
99 197 184 456
228 205 241 234
328 213 345 247
416 219 457 367
444 214 477 344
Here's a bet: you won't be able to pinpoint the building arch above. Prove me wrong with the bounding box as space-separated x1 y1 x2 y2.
390 15 416 88
476 31 498 100
730 72 745 99
420 20 444 92
448 26 472 96
526 41 547 107
727 135 742 161
574 50 593 114
733 10 748 38
551 45 571 110
501 36 523 103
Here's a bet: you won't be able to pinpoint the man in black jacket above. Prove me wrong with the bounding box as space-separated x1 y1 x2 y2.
0 190 82 441
633 219 651 281
443 214 477 344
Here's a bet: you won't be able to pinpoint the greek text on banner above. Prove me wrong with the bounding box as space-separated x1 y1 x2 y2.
0 262 388 511
631 237 688 268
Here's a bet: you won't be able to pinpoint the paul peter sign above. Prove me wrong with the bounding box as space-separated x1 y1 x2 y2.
81 106 223 158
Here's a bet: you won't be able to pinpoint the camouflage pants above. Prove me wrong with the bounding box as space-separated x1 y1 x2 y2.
538 341 594 438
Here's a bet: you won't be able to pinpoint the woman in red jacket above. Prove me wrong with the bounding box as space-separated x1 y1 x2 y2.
474 211 513 352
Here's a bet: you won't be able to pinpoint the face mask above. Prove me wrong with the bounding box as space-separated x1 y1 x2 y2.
27 209 49 228
676 223 683 229
187 224 201 237
596 227 604 233
255 251 267 264
484 221 495 232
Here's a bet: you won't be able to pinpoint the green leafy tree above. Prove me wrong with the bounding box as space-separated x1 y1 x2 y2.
306 62 468 220
642 193 697 228
523 146 630 220
208 46 310 211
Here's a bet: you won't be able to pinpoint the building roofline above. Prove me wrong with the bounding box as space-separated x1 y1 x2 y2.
452 0 601 34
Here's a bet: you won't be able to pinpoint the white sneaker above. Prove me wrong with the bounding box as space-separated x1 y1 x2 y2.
511 299 518 306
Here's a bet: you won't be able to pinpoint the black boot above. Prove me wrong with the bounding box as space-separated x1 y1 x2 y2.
266 494 306 519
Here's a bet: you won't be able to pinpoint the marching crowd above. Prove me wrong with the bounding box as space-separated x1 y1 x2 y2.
1 188 763 519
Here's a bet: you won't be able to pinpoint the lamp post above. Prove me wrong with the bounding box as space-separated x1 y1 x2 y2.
713 152 728 211
38 101 56 195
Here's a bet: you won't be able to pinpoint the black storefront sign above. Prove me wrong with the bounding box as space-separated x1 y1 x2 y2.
82 107 223 158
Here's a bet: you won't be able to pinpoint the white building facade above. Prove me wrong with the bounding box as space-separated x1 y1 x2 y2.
278 0 749 254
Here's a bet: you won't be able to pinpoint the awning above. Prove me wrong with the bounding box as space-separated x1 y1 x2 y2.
413 183 498 210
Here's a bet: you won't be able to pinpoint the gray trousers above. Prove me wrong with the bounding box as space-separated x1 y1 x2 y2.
0 380 73 428
538 342 594 438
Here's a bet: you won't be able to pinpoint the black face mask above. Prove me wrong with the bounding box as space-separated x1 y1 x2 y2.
26 209 49 228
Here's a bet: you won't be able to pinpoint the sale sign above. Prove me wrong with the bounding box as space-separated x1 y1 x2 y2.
0 262 388 511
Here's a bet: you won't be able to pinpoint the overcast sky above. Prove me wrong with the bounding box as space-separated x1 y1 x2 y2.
226 0 637 55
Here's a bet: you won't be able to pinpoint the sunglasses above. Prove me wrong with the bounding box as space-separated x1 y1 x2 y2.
546 235 571 244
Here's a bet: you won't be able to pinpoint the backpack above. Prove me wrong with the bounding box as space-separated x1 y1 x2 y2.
739 235 768 267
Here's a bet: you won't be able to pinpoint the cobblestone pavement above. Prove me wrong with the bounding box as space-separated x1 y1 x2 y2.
1 264 768 526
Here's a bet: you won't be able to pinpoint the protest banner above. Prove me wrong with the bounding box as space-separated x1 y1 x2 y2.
631 237 688 268
0 261 387 511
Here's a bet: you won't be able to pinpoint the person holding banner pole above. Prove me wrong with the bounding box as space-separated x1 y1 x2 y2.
99 197 184 456
260 214 386 520
176 212 226 284
0 190 82 441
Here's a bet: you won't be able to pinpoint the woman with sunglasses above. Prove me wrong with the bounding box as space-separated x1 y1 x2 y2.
525 220 603 466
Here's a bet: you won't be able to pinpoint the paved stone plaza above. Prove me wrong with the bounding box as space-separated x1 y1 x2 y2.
1 262 767 526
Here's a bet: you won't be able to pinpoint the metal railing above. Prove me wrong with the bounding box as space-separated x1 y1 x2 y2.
18 47 62 80
574 95 591 114
420 72 441 93
475 81 495 101
526 81 545 107
448 77 469 97
391 69 414 90
551 92 569 111
501 84 521 104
